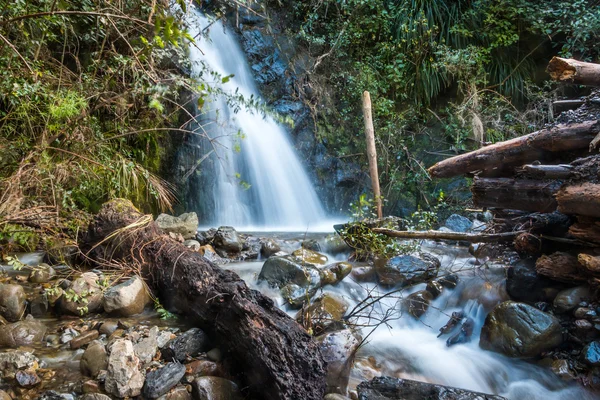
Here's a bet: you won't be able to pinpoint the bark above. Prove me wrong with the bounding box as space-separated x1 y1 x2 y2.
472 177 561 213
569 219 600 244
513 233 543 256
79 199 326 400
553 99 585 112
371 228 522 243
547 57 600 86
362 91 382 219
556 183 600 218
535 252 588 284
578 254 600 276
521 164 574 180
427 121 600 178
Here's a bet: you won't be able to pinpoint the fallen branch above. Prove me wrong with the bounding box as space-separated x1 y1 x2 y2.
371 228 524 243
547 57 600 87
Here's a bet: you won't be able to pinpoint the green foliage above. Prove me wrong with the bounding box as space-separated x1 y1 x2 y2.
0 225 39 251
154 298 176 320
3 255 28 271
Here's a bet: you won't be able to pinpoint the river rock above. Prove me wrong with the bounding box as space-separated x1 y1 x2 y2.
70 329 99 349
581 341 600 366
105 339 145 398
161 328 209 362
260 239 281 258
184 240 201 251
0 350 38 373
480 301 563 358
553 286 591 313
16 369 41 387
135 326 159 365
292 248 328 266
425 279 444 298
143 362 186 398
459 276 509 310
351 266 377 283
0 390 10 400
0 315 47 348
550 359 576 381
506 258 557 303
324 395 351 400
157 212 198 240
191 376 241 400
30 293 49 317
281 283 318 308
444 214 472 232
316 329 361 395
213 226 242 255
199 245 226 264
103 276 150 316
296 293 349 334
58 272 103 315
320 262 352 286
357 376 506 399
80 340 108 378
404 290 433 318
81 395 112 400
29 264 56 283
259 255 321 289
158 385 192 400
0 284 26 322
185 359 221 377
374 254 439 287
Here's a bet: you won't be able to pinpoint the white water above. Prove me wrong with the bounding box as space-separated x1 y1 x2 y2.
183 10 329 231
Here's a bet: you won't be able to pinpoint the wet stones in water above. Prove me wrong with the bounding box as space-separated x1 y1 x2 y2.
446 318 474 347
357 376 507 400
295 293 349 335
80 394 112 400
159 385 192 400
425 280 444 298
480 301 563 358
191 376 242 400
15 369 41 387
404 291 433 318
70 329 99 349
444 214 473 232
0 315 47 348
258 254 322 288
292 248 328 267
213 226 243 256
320 262 352 286
57 272 103 316
548 359 576 381
437 311 464 338
103 276 150 317
374 254 440 287
0 350 38 372
198 245 225 264
80 340 108 377
281 283 318 308
581 341 600 366
105 339 145 398
0 284 26 322
260 239 281 258
143 362 186 398
300 239 321 252
554 286 591 314
29 264 56 284
350 266 376 283
156 212 199 240
506 258 558 303
30 293 49 318
315 329 361 395
161 328 209 362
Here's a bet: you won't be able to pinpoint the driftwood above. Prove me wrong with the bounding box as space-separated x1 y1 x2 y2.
556 183 600 218
547 57 600 87
371 228 523 243
79 199 326 400
472 177 561 213
427 120 600 178
535 252 588 284
578 254 600 275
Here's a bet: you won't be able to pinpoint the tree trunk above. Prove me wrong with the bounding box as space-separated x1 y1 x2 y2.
472 177 561 213
427 121 600 178
370 228 522 243
535 252 589 284
362 91 382 219
520 164 574 180
547 57 600 86
556 183 600 218
79 199 326 400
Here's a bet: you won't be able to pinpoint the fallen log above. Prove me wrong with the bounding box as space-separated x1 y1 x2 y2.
79 199 326 400
472 177 561 213
547 57 600 86
370 228 523 243
569 218 600 244
428 121 599 178
556 183 600 218
578 254 600 275
535 252 588 284
521 164 574 180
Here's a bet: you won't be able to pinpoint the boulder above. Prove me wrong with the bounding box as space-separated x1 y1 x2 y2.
320 262 352 286
295 293 349 334
357 376 506 399
29 264 56 283
260 239 281 258
0 315 47 348
259 255 322 289
374 254 440 287
292 248 328 266
0 350 38 373
161 328 209 362
506 258 558 303
213 226 243 255
404 290 433 318
281 283 318 308
316 329 361 395
143 362 186 399
58 272 103 315
105 339 145 398
0 284 26 322
156 212 198 240
480 301 563 358
103 276 150 316
444 214 472 232
350 266 377 283
184 359 222 377
80 340 108 378
581 341 600 367
191 376 242 400
553 286 591 313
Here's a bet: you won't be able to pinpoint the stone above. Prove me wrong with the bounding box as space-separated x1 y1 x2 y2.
292 248 328 266
135 326 159 365
156 212 199 240
480 301 563 358
157 385 192 400
581 341 600 366
82 379 101 393
259 255 322 289
0 390 10 400
37 392 76 400
550 359 575 381
199 245 226 264
70 330 99 349
295 293 349 335
105 339 145 398
554 286 591 313
58 272 103 316
16 369 41 387
316 329 361 395
444 214 472 232
374 254 439 287
191 376 241 400
103 276 150 316
350 266 376 283
404 290 433 318
29 264 56 283
0 284 26 322
425 279 444 298
80 340 108 378
144 362 186 399
161 328 209 362
0 350 38 373
325 395 351 400
357 376 506 399
157 330 174 348
99 321 119 336
185 360 221 377
320 262 352 286
260 239 281 258
213 226 243 255
81 395 112 400
207 348 222 362
30 293 49 317
506 258 557 303
281 283 318 308
0 316 47 348
184 240 201 251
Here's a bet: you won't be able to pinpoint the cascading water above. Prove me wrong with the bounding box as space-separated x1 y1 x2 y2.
179 9 328 231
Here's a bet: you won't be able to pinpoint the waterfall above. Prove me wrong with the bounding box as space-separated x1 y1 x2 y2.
179 9 328 231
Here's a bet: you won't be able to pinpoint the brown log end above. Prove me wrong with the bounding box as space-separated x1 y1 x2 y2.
547 56 576 81
578 254 600 276
557 183 600 218
535 252 588 284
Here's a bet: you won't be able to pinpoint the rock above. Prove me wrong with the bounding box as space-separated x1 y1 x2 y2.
38 392 76 400
550 359 575 381
29 264 56 283
480 301 563 358
240 237 261 260
321 235 352 256
213 226 243 255
554 286 591 313
16 369 41 387
259 255 322 289
292 248 328 266
83 379 101 393
207 348 221 362
437 274 459 289
70 330 99 349
301 239 321 252
134 326 159 365
260 239 281 258
357 376 506 399
581 341 600 366
156 212 199 240
80 395 112 400
103 276 150 316
199 245 225 264
30 293 49 318
161 328 209 362
459 276 510 310
0 284 26 322
281 283 318 308
0 350 38 372
295 293 349 335
320 262 352 286
58 272 103 315
444 214 472 232
0 390 10 400
324 395 351 400
185 360 221 377
99 321 119 336
196 229 216 245
105 339 145 398
184 240 201 251
425 279 444 298
316 329 361 395
506 258 558 303
169 232 185 243
350 266 376 283
157 385 192 400
191 376 241 400
80 340 108 378
374 254 439 287
157 330 174 348
0 316 47 348
144 362 186 399
446 318 475 347
404 290 433 318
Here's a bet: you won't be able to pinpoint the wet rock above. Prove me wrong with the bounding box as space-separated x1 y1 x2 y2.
0 284 26 322
0 390 10 400
199 245 225 264
81 395 112 400
260 239 281 258
80 340 108 378
550 359 576 381
185 360 221 377
191 376 241 400
324 395 351 400
58 272 103 315
240 237 261 260
105 339 145 398
158 385 192 400
83 379 101 393
295 293 349 335
292 248 328 267
135 326 159 365
321 235 352 256
38 392 76 400
281 283 318 308
574 307 596 319
446 318 474 347
70 329 99 349
437 274 459 289
16 369 41 387
350 266 376 283
320 262 352 286
184 240 201 251
554 286 591 313
444 214 472 232
0 350 38 373
207 348 221 362
99 321 119 336
459 276 509 310
103 276 150 316
30 293 49 318
144 362 186 399
480 301 563 358
425 279 444 298
357 376 506 399
29 264 56 283
161 328 209 362
581 341 600 366
316 329 361 395
156 212 198 240
506 258 557 303
157 330 174 348
301 239 321 252
0 315 47 348
404 290 433 318
213 226 242 255
259 255 321 289
374 254 439 287
196 229 216 245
